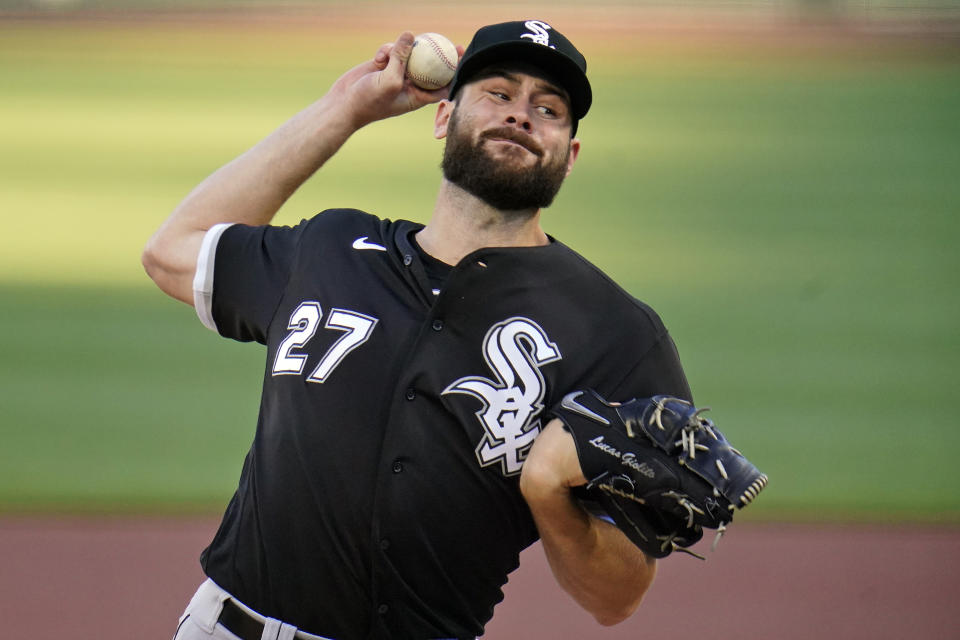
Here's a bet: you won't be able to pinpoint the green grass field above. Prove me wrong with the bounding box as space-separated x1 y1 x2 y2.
1 9 958 521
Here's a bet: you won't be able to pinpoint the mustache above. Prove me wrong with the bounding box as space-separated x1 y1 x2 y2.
480 127 543 157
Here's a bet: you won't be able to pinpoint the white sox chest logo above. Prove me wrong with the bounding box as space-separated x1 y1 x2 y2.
443 317 561 476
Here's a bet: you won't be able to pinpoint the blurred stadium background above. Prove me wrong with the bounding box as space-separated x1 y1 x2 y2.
1 2 958 639
1 0 958 523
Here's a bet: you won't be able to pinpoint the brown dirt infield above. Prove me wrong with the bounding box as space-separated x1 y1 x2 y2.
1 516 956 639
1 7 957 640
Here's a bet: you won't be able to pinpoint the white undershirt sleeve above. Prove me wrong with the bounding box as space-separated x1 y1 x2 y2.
192 223 235 332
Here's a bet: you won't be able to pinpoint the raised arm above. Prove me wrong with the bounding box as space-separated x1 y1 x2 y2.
520 418 657 626
141 31 451 304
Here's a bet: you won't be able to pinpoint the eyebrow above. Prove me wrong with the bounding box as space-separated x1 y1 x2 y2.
477 68 571 103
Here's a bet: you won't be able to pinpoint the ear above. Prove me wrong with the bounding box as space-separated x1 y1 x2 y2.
434 100 454 140
564 138 582 178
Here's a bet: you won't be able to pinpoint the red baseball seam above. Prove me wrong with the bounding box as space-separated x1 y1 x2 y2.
422 35 457 70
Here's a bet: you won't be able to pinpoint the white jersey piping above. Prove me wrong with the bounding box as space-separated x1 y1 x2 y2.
192 222 234 332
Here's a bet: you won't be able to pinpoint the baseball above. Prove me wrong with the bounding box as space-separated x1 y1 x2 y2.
407 33 459 90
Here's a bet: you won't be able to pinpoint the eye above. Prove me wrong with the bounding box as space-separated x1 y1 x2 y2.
538 100 569 120
490 90 510 101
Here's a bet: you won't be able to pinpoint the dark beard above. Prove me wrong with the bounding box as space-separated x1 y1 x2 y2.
441 108 570 212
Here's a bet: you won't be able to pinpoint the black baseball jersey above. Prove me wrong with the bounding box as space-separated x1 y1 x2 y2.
193 209 691 640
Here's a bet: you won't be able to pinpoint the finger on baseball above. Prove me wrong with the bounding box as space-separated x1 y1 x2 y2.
387 31 415 68
373 42 393 67
411 83 452 103
376 32 414 96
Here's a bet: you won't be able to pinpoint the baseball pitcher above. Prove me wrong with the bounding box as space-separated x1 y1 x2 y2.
143 19 765 640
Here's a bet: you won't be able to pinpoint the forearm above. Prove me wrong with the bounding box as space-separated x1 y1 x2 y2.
521 420 656 625
175 97 355 229
528 483 656 624
142 31 447 305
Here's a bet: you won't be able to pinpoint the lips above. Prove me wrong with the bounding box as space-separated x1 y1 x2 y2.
481 127 543 156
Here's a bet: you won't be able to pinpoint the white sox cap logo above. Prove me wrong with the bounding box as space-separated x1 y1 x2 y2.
444 317 561 476
520 20 555 49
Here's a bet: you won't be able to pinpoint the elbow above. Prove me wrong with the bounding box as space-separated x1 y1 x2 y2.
590 554 656 627
140 239 158 281
592 596 644 627
140 232 193 305
140 234 166 285
594 612 630 627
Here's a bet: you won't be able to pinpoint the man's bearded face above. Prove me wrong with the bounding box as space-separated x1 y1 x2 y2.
441 105 571 213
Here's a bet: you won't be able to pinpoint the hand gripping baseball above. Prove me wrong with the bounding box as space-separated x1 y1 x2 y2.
331 32 459 129
551 390 768 558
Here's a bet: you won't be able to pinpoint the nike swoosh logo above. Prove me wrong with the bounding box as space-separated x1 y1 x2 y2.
352 236 386 252
561 391 610 425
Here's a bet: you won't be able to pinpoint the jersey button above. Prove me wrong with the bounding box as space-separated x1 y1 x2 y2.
403 254 413 266
392 460 403 473
380 538 390 551
432 319 444 331
405 388 416 401
377 604 389 615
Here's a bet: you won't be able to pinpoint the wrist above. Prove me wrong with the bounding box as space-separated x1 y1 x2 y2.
520 419 586 503
519 449 567 504
306 94 365 142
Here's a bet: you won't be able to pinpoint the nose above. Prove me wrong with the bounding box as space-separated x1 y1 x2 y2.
505 115 532 132
504 100 533 132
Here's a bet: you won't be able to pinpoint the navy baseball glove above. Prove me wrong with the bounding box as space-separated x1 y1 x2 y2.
551 390 768 559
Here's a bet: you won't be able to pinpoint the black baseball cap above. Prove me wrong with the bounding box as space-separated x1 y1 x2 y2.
449 20 592 135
